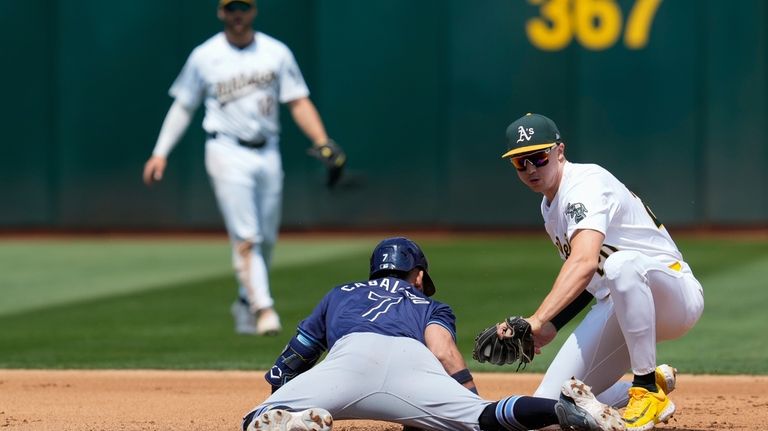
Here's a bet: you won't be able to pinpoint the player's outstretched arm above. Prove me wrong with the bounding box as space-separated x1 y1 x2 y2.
290 97 346 188
287 97 328 146
143 100 194 186
527 228 604 332
425 324 478 394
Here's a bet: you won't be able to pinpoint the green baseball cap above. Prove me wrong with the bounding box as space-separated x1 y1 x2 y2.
220 0 254 6
501 113 562 158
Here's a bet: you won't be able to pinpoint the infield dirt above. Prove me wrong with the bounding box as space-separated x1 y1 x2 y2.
1 370 765 430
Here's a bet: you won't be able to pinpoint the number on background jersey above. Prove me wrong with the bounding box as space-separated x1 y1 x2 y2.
258 95 275 116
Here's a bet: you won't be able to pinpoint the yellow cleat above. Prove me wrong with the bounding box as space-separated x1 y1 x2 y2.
623 387 676 430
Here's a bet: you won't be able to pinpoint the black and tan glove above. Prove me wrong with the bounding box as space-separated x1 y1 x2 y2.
307 139 346 188
472 316 535 370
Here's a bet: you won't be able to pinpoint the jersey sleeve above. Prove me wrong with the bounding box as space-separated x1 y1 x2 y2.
427 302 457 340
277 48 310 104
169 50 206 110
297 292 331 348
565 177 618 240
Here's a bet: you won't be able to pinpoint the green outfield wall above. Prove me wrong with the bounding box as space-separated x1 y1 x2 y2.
1 0 766 229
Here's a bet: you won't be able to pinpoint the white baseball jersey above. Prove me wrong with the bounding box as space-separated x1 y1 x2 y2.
170 31 309 143
533 161 704 406
166 31 310 316
541 161 684 300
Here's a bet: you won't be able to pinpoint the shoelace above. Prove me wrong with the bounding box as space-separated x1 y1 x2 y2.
624 388 653 419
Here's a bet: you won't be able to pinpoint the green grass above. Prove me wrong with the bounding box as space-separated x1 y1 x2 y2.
0 235 766 373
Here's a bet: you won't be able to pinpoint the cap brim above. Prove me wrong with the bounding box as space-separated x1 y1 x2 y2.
501 142 557 159
220 0 253 6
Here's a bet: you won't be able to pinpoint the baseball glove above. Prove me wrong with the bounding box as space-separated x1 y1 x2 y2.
307 139 346 188
472 316 535 370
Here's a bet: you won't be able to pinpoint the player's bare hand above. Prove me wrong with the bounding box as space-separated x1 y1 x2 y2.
496 321 510 339
143 156 167 186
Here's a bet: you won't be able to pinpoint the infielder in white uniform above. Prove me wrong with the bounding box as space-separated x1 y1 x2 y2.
242 237 625 431
495 113 704 431
143 0 344 336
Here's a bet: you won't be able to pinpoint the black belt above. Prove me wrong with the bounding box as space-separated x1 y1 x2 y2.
207 132 266 149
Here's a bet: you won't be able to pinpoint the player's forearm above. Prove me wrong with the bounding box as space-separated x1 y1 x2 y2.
433 342 477 393
264 332 324 391
424 325 477 392
152 100 194 158
531 256 596 328
531 229 603 328
289 97 328 145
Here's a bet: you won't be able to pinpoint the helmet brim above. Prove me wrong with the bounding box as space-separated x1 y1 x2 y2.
423 271 436 297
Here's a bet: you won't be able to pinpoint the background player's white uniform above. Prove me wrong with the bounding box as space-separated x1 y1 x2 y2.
158 32 310 332
533 162 704 407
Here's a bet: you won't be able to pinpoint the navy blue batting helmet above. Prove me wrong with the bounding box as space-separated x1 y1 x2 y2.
369 237 436 296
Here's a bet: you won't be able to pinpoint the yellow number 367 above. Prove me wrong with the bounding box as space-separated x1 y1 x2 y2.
526 0 662 51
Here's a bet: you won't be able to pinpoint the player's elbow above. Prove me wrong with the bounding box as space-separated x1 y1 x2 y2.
568 253 600 277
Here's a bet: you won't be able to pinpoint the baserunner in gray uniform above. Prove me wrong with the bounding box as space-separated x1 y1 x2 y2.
242 237 625 431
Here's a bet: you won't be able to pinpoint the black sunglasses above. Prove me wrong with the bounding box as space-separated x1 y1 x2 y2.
224 2 253 12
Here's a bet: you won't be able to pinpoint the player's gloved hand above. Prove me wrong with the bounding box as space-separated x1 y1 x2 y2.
307 139 346 188
473 316 535 370
265 365 297 392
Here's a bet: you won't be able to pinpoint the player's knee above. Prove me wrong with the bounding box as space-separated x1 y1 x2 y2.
603 250 643 283
236 237 267 257
236 240 255 258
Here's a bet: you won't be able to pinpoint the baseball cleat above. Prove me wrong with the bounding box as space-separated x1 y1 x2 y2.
231 300 258 335
655 364 677 395
622 387 675 431
248 408 333 431
256 308 282 336
556 377 626 431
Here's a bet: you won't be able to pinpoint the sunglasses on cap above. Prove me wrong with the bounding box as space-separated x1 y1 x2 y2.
224 2 253 12
510 144 556 171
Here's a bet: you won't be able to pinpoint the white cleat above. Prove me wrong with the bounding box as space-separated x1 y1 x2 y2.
556 377 626 431
655 364 677 395
248 408 333 431
231 301 258 335
256 308 282 336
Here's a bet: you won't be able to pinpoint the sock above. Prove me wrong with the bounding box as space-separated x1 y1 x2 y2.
632 371 658 392
482 396 558 431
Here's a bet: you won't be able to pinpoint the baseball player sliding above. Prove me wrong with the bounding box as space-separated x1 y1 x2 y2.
242 237 625 431
142 0 345 336
493 113 704 430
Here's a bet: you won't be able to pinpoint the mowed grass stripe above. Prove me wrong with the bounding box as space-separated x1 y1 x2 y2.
0 236 766 372
0 238 373 316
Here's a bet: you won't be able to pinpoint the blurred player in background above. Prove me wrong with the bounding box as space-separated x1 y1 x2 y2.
496 113 704 430
143 0 345 336
241 237 625 431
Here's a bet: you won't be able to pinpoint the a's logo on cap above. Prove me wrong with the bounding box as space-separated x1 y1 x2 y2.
517 126 534 143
